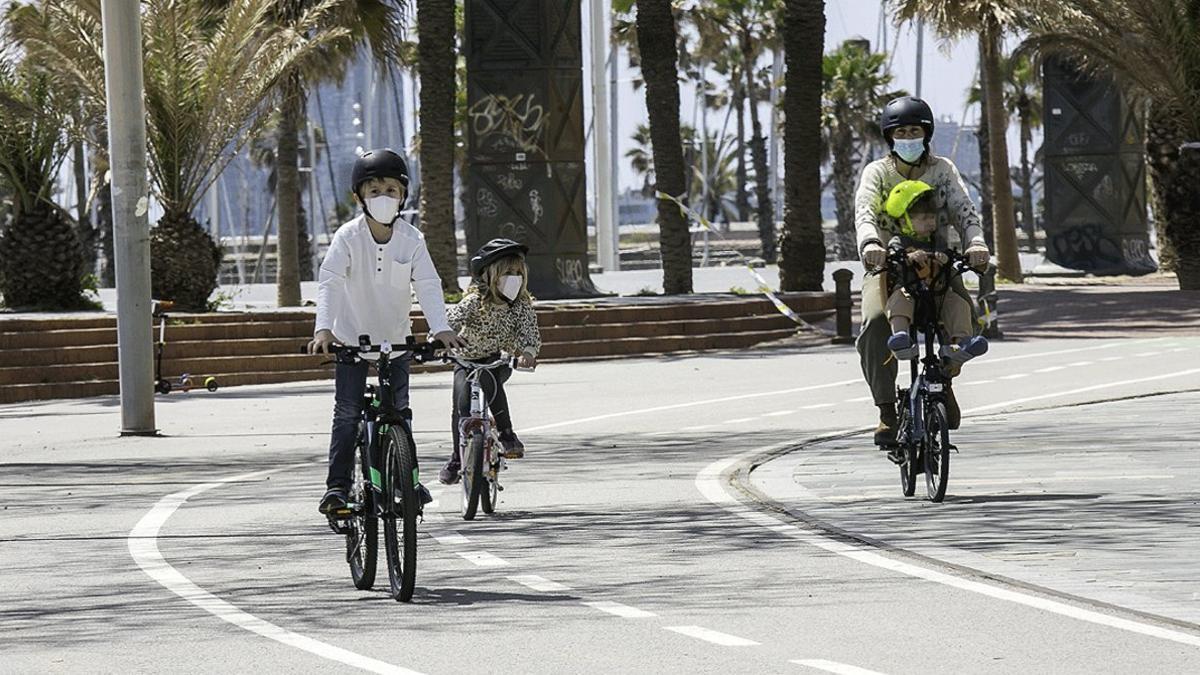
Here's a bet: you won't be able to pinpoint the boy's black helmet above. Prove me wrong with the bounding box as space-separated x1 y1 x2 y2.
880 96 935 147
351 149 410 196
470 238 529 277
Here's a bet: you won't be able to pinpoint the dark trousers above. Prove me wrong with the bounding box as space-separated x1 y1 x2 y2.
449 361 512 462
326 356 411 491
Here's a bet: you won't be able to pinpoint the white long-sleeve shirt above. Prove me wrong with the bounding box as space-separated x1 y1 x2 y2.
314 215 451 346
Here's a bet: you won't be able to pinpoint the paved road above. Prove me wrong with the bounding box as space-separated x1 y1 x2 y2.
2 335 1199 673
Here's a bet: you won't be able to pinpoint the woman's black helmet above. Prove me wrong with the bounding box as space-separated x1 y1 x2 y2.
351 149 410 196
470 238 529 277
879 96 935 147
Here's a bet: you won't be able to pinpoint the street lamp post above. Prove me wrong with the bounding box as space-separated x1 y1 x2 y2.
101 0 156 435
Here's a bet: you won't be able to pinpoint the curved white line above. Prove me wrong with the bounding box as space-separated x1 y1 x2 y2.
697 449 1200 648
128 463 425 675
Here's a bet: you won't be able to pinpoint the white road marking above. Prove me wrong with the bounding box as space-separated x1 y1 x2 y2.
430 530 470 546
1067 361 1094 367
722 417 758 424
827 475 1175 493
998 373 1028 380
664 625 759 646
457 551 509 567
583 601 657 618
1034 366 1065 373
967 368 1200 415
1168 347 1189 353
801 403 835 410
1098 356 1122 362
791 658 889 675
128 464 426 675
641 430 677 437
508 574 572 593
956 379 994 386
681 424 716 431
845 396 874 403
761 410 796 417
1134 351 1162 357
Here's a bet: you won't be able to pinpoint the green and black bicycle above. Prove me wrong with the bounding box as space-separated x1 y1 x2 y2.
322 337 438 602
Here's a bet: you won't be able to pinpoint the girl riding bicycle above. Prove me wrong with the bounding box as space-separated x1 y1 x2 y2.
438 239 541 485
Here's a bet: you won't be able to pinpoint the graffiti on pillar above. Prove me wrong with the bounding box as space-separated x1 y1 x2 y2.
477 188 500 218
496 172 523 192
529 189 544 223
468 93 546 154
499 222 528 240
555 257 586 289
1048 224 1123 270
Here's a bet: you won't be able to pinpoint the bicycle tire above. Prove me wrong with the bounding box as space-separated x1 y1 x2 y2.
896 401 918 497
382 426 418 602
924 402 951 502
480 443 499 515
347 431 377 590
461 431 485 521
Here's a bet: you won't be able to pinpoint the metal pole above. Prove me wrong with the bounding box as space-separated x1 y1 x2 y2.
608 36 621 270
101 0 156 435
306 117 321 280
915 19 924 98
590 0 617 272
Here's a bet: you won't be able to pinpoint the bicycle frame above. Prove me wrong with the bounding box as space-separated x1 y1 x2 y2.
453 356 513 484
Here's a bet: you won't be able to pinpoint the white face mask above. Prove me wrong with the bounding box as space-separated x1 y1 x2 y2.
893 138 926 164
364 195 400 225
499 275 523 301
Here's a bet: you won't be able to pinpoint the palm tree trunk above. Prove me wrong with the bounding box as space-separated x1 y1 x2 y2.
832 119 857 260
741 25 776 263
975 93 994 251
71 136 95 273
636 0 692 294
418 0 462 294
778 0 826 292
733 75 750 224
276 74 303 307
1146 102 1180 271
980 25 1022 282
1166 143 1200 290
1018 102 1036 252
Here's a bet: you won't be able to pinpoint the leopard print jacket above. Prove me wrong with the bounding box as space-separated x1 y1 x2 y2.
446 287 541 360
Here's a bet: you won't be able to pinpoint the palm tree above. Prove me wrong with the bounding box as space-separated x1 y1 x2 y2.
891 0 1032 283
0 60 88 310
10 0 352 310
822 39 899 260
417 0 461 294
1022 0 1200 289
778 0 826 292
1004 52 1042 252
626 0 692 293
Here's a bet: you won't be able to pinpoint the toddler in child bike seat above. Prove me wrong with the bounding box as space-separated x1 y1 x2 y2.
882 181 989 426
307 148 467 516
438 239 542 485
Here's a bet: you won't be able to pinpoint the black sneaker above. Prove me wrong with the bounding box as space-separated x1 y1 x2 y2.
498 431 525 459
416 482 434 506
438 459 461 485
945 383 961 430
318 488 348 515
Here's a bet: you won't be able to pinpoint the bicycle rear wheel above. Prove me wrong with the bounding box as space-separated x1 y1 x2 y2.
896 401 918 497
461 431 485 521
382 426 418 602
480 441 499 515
924 402 951 502
347 430 377 590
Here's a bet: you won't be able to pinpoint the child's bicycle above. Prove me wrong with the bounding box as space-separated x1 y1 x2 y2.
431 352 531 521
874 246 984 503
313 336 439 602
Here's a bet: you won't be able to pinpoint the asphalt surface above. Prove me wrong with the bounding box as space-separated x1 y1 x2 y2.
2 334 1199 674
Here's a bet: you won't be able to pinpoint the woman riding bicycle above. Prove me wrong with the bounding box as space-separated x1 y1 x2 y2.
854 96 991 445
438 238 541 485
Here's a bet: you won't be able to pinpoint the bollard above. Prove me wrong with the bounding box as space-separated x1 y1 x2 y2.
832 268 855 344
976 262 1003 339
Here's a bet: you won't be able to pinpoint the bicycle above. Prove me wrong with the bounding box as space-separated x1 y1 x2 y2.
431 352 530 521
314 335 439 601
874 247 982 503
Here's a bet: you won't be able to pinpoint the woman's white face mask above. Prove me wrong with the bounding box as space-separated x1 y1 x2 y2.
893 138 926 164
364 195 401 225
499 275 523 301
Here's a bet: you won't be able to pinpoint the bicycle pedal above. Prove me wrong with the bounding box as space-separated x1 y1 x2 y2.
885 449 905 465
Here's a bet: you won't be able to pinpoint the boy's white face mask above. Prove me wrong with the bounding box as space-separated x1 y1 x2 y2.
364 195 401 226
499 275 523 301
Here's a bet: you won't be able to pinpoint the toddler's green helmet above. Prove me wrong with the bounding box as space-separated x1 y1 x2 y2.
885 180 935 238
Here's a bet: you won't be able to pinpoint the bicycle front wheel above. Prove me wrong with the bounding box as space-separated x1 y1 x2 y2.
923 402 951 502
461 431 485 521
347 428 377 590
382 426 418 602
480 441 499 515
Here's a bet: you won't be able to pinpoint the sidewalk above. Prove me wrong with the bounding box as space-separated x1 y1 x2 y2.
747 390 1200 627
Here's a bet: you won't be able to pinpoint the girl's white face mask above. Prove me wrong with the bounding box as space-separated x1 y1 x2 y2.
365 195 401 225
499 275 523 301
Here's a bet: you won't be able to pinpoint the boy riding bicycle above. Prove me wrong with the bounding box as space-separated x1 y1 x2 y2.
309 148 466 515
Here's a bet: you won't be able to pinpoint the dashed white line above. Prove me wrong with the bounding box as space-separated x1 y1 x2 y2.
583 601 657 618
791 659 889 675
429 531 470 546
457 551 509 567
1098 356 1122 362
845 396 874 403
681 424 716 431
998 373 1029 380
801 403 835 410
722 417 758 425
664 625 759 646
1034 366 1065 373
761 410 796 417
508 574 573 592
1067 361 1094 367
1134 351 1162 357
956 379 994 386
